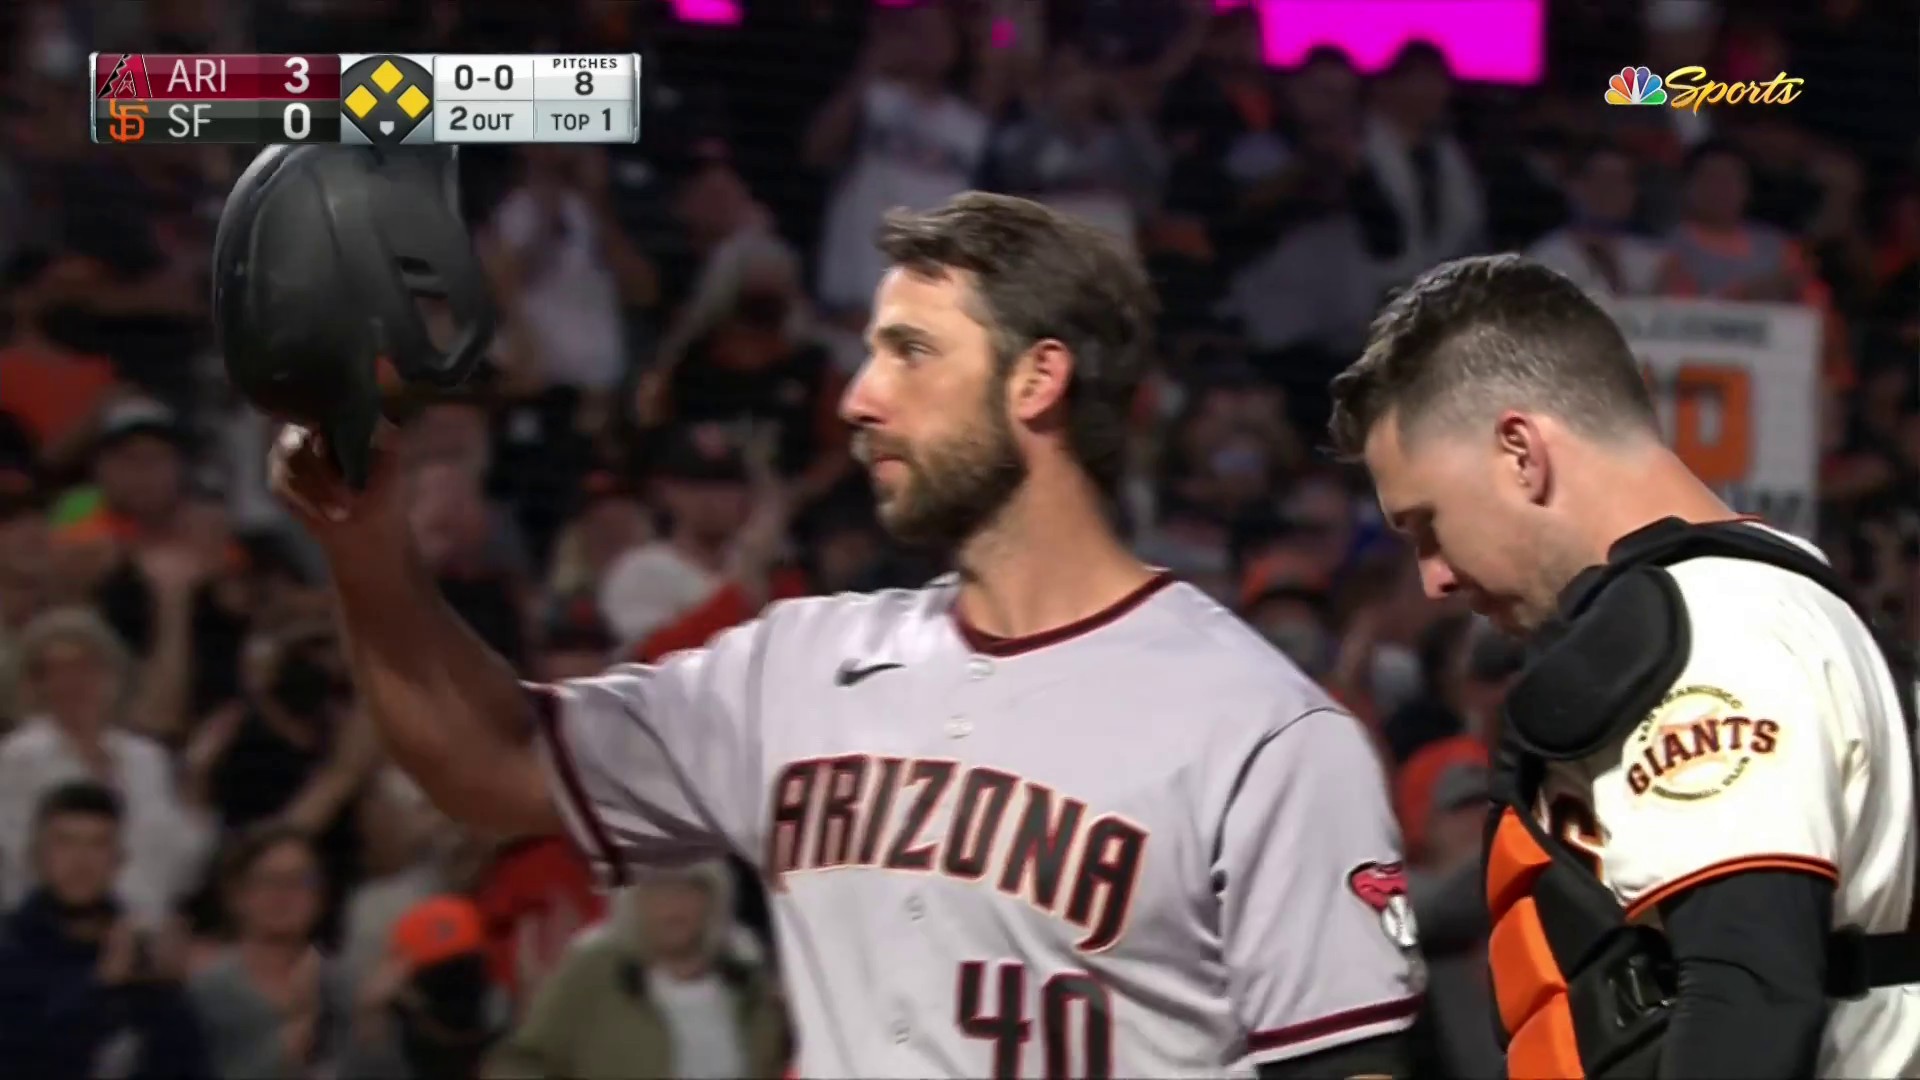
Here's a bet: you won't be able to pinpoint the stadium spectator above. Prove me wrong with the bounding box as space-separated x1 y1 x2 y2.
597 422 757 647
60 398 194 558
543 471 651 600
197 620 377 944
1659 139 1862 393
189 824 347 1079
1658 140 1819 303
73 399 252 738
0 607 214 921
666 141 780 316
486 860 787 1080
341 894 509 1080
410 459 534 672
0 781 211 1078
397 397 496 478
330 775 460 1012
1361 42 1486 291
1239 554 1335 679
807 1 990 320
0 248 124 459
976 41 1166 249
640 228 852 505
1213 47 1386 359
1157 4 1291 219
1527 142 1668 297
0 440 53 726
485 145 659 395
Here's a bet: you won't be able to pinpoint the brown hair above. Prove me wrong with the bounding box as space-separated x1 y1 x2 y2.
1327 254 1657 460
217 821 317 907
875 192 1158 494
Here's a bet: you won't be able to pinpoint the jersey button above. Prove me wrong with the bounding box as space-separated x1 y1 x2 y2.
966 657 993 680
944 716 973 739
905 894 926 920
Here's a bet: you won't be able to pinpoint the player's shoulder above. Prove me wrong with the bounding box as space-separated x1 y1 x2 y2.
1665 525 1858 648
1130 579 1345 729
754 574 962 656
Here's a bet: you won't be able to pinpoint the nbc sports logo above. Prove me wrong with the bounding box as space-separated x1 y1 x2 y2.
1606 66 1667 106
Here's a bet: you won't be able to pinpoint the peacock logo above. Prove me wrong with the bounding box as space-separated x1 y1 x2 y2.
1605 66 1667 106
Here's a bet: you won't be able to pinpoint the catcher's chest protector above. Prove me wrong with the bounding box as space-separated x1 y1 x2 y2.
1484 518 1920 1080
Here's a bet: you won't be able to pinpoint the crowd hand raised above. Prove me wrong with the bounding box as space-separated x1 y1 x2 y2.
96 918 142 985
135 540 211 598
512 895 585 1009
181 702 246 793
726 425 793 604
146 917 192 982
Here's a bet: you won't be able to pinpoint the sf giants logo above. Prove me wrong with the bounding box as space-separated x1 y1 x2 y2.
765 755 1146 952
107 99 149 144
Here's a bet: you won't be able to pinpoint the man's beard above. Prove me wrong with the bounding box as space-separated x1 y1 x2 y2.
857 398 1028 552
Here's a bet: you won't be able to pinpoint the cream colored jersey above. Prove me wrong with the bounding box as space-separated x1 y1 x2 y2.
1536 527 1920 1078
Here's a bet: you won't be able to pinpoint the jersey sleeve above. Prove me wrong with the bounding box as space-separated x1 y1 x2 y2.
527 616 765 887
1594 588 1844 920
1215 708 1424 1065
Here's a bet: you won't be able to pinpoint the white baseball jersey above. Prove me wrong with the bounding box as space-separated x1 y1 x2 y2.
530 573 1423 1078
1536 527 1920 1078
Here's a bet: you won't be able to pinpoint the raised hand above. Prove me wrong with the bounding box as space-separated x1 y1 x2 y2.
268 425 408 551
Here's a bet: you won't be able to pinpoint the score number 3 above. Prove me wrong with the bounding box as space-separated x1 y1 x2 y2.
958 961 1113 1079
283 57 313 140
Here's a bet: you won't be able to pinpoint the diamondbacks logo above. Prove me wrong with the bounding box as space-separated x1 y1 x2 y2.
95 53 152 99
1348 861 1418 950
1626 684 1779 801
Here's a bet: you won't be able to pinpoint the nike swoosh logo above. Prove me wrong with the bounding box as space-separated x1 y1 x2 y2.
835 661 903 688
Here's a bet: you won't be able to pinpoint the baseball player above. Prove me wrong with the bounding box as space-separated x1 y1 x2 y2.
1328 253 1920 1078
272 193 1422 1078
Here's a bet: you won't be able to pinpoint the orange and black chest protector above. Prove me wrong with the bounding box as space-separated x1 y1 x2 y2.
1481 518 1920 1079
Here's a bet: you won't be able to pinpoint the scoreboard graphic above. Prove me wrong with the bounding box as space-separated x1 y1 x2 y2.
90 53 640 145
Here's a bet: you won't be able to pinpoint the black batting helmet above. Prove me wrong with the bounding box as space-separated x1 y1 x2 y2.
211 144 493 488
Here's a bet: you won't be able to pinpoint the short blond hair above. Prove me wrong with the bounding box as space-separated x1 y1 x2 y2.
9 606 134 716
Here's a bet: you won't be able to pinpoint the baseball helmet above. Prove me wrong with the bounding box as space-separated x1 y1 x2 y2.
212 144 493 488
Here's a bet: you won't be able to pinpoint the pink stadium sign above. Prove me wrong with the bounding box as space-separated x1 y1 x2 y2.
670 0 1545 86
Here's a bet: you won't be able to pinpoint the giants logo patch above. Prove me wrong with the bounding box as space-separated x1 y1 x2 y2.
1626 684 1779 801
1348 861 1418 950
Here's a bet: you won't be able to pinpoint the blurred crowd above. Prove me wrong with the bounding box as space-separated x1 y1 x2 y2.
0 0 1914 1076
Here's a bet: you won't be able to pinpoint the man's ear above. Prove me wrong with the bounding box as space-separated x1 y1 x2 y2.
1494 411 1552 505
1009 339 1074 424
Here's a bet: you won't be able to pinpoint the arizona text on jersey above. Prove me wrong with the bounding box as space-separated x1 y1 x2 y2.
529 574 1424 1078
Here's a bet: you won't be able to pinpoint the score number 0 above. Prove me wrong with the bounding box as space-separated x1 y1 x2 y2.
282 56 313 140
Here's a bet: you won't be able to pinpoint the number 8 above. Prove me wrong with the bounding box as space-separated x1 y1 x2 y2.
576 71 594 95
